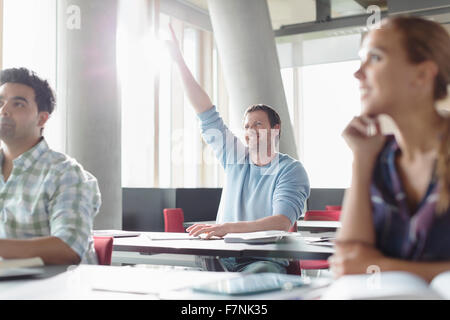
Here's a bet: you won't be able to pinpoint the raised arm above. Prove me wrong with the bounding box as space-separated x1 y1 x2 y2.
166 24 213 114
337 116 386 244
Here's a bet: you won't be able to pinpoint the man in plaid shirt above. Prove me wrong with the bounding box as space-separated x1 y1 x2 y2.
0 68 101 264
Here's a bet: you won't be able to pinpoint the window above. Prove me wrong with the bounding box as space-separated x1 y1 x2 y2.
182 27 201 188
2 0 63 152
158 13 172 188
279 33 363 188
118 4 228 188
117 1 156 187
301 60 361 188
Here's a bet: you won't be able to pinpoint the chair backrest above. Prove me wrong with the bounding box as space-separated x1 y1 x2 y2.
288 221 297 233
304 210 341 221
93 236 113 265
163 208 185 233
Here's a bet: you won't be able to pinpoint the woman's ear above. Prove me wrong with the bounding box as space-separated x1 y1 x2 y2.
417 60 438 85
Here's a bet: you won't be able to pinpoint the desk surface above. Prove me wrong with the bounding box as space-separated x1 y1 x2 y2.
3 264 428 301
113 232 334 260
0 264 331 300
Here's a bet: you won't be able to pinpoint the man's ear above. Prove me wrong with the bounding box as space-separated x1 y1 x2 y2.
273 124 280 135
272 124 281 140
37 111 50 128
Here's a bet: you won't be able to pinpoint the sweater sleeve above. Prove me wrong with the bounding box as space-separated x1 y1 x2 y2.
272 161 310 224
197 106 247 168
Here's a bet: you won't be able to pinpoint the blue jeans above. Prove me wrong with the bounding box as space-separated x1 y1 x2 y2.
219 257 287 274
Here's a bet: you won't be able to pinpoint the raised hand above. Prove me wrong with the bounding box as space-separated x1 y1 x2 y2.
342 115 386 162
165 23 183 64
164 23 213 114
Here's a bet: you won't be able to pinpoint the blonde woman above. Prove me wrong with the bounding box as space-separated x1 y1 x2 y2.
329 16 450 282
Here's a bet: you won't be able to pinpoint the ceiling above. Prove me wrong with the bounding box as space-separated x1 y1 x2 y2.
182 0 388 30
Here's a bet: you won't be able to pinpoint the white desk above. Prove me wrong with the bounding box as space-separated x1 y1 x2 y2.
4 265 437 301
113 232 335 261
0 265 331 300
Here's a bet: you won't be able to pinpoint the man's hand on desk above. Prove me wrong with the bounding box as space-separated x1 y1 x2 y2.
187 215 292 239
187 223 231 240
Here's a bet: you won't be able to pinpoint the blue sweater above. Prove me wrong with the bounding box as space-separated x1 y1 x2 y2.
197 106 310 225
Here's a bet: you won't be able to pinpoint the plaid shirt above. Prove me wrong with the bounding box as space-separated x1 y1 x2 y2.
0 139 101 264
371 136 450 261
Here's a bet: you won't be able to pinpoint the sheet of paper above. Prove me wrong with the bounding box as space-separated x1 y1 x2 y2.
85 265 238 295
225 231 290 240
1 265 239 299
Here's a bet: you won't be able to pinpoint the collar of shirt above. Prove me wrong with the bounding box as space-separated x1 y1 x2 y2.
380 136 438 203
0 138 49 173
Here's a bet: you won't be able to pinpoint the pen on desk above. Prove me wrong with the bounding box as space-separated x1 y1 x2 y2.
310 239 334 243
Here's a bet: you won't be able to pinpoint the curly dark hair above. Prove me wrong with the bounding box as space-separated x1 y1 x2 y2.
0 67 55 114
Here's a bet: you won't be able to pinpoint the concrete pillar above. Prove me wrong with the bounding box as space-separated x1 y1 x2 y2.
207 0 298 159
57 0 121 229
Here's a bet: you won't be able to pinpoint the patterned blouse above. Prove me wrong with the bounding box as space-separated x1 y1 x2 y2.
371 136 450 261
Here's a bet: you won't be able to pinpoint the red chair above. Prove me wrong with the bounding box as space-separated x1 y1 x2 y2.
325 205 342 211
93 236 113 265
299 210 341 272
304 210 341 221
163 208 185 233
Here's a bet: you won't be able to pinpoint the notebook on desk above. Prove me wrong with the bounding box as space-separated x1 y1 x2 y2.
0 257 44 279
191 273 309 296
223 230 301 244
162 273 332 300
0 267 44 279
